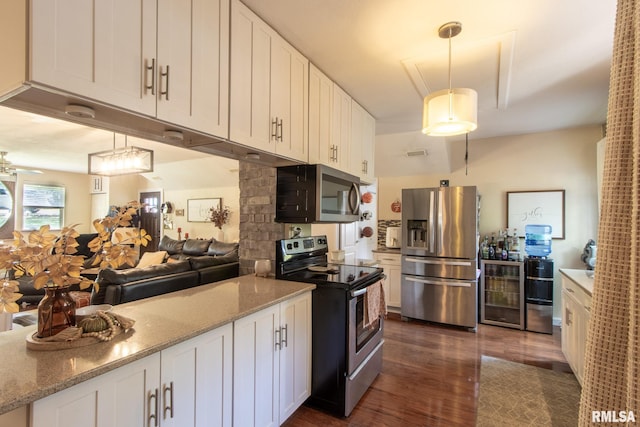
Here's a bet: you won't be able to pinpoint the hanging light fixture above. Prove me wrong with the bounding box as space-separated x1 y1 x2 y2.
422 22 478 136
88 134 154 176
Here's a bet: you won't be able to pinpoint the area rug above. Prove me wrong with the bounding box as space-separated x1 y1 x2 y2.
476 356 581 427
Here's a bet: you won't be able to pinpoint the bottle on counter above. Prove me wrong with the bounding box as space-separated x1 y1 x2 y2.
480 236 489 259
501 230 509 260
489 234 497 260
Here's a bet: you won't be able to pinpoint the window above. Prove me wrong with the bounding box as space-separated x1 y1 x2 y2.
22 183 66 230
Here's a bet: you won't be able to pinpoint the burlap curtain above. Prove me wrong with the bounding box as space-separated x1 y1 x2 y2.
579 0 639 424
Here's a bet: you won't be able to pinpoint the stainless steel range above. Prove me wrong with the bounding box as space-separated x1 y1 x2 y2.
276 235 385 417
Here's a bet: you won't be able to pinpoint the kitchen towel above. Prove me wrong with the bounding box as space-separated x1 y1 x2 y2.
365 279 387 328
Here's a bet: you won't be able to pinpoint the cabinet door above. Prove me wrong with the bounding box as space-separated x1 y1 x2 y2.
161 324 233 427
270 36 309 162
32 352 161 427
229 0 272 151
308 64 333 166
279 292 312 422
233 304 280 427
349 100 365 177
31 0 157 115
331 84 352 171
361 110 376 183
156 0 229 138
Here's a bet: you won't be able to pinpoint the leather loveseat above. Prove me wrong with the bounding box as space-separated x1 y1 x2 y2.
91 236 240 305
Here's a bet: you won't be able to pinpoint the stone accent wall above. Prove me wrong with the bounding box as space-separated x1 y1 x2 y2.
238 161 286 275
377 219 402 247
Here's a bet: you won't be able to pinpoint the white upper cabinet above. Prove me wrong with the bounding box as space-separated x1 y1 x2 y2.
230 0 308 162
351 100 376 183
31 0 230 138
156 0 230 137
308 64 333 166
330 84 352 172
31 0 158 116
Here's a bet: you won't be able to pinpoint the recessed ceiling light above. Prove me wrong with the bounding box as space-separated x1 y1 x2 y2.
163 130 184 141
64 104 95 119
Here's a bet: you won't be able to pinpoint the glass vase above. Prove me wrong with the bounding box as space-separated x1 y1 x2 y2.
37 285 76 338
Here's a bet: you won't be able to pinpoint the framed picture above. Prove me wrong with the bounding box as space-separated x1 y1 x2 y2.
187 198 220 222
506 190 565 239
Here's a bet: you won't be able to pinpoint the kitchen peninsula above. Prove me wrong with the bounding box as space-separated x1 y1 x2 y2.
0 275 314 426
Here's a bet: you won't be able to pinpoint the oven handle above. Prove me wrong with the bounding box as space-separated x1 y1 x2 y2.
404 257 472 267
351 287 368 298
405 276 472 287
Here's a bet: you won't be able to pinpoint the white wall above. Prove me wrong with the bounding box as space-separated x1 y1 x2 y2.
376 125 603 320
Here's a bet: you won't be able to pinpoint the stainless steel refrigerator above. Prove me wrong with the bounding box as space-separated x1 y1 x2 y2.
401 186 478 329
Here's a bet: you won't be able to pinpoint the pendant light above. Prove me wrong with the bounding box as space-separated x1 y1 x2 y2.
422 22 478 136
88 134 154 176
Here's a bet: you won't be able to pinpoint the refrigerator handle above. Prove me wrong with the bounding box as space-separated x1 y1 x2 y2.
405 276 472 288
429 190 436 252
404 257 473 267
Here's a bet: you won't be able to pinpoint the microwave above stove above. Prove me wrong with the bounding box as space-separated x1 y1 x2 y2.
275 164 360 223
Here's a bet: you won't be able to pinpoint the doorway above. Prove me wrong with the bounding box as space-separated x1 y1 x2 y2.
139 191 161 253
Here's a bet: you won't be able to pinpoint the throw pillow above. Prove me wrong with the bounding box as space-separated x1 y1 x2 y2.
136 251 167 268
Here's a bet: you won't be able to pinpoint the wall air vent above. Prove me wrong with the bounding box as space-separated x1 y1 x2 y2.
406 149 428 157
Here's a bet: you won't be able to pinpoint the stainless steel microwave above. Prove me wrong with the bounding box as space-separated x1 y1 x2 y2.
275 164 361 223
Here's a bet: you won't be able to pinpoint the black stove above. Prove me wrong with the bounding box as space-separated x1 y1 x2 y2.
275 236 383 289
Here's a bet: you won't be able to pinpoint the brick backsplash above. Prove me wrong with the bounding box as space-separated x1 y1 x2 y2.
238 161 286 275
377 219 402 247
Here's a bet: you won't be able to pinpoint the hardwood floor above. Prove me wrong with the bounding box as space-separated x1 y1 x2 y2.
282 314 572 426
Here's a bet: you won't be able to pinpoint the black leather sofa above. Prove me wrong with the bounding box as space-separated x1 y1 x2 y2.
90 237 240 305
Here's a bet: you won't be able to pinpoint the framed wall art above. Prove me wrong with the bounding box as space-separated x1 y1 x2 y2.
506 190 565 239
187 198 220 222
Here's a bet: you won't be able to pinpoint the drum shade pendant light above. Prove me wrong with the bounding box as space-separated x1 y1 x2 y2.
422 22 478 136
88 134 154 176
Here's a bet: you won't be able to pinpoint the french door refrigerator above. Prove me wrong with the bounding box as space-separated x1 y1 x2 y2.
401 186 479 329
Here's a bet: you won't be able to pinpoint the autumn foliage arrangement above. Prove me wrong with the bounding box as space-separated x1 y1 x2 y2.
0 201 151 314
209 205 231 230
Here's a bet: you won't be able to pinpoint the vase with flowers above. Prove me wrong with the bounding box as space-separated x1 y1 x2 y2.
209 204 231 241
0 201 151 338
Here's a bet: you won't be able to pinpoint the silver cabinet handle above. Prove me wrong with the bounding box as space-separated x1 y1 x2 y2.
163 382 174 419
160 65 170 100
147 388 158 427
277 118 283 141
272 117 278 141
281 324 288 348
275 327 281 350
145 58 156 95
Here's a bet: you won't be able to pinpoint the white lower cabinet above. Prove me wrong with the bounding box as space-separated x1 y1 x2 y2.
561 276 591 386
376 253 401 310
233 291 311 426
31 323 233 427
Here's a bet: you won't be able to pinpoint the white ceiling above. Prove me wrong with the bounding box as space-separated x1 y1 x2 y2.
0 0 617 178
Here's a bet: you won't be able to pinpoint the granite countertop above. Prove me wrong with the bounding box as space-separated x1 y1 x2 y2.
0 275 315 414
559 268 594 295
372 247 401 254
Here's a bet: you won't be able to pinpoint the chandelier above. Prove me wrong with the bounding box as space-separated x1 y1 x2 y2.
422 22 478 136
88 134 154 176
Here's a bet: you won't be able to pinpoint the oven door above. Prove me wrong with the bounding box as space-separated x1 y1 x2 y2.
348 279 384 374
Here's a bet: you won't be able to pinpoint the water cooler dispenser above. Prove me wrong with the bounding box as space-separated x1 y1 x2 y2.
524 225 554 334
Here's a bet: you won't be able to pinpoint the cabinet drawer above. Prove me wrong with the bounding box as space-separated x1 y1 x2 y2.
376 253 401 266
562 277 592 309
